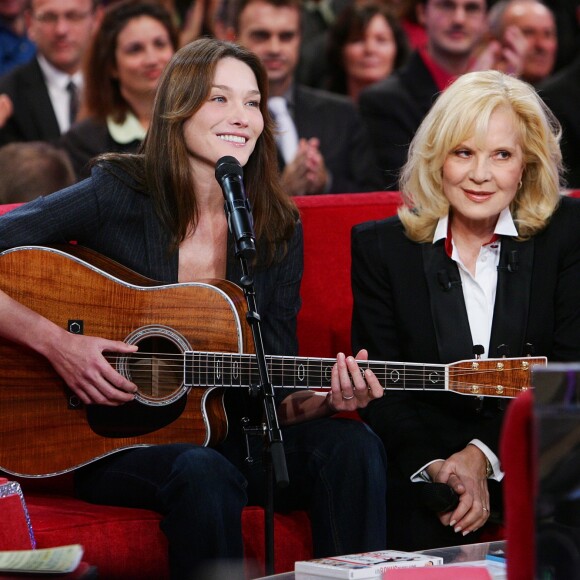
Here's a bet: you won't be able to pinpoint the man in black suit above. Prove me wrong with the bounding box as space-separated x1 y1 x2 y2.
235 0 382 195
358 0 525 189
0 0 101 146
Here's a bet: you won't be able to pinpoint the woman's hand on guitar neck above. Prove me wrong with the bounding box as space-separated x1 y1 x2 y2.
277 350 384 425
44 329 139 406
327 350 384 412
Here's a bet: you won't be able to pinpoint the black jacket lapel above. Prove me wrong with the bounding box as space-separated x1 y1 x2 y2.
422 242 474 362
489 237 534 358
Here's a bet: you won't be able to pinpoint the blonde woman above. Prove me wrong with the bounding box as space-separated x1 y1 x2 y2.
354 70 580 550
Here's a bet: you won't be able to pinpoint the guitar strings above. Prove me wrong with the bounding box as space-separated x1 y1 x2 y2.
102 353 531 394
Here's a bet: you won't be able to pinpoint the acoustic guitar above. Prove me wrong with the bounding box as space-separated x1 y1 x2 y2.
0 246 546 477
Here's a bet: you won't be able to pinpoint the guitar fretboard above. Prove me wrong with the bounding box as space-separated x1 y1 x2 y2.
185 352 447 392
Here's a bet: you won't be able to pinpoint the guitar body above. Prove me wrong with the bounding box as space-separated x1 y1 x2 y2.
0 246 253 477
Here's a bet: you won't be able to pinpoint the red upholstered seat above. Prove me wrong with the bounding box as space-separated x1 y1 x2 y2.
4 192 575 576
22 494 312 580
500 389 535 580
294 192 402 357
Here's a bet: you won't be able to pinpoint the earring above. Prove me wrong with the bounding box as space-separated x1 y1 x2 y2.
518 179 523 189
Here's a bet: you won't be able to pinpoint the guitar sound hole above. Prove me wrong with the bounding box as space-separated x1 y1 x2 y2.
126 335 183 404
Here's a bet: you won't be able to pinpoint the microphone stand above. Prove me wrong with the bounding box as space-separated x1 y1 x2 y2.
233 238 289 576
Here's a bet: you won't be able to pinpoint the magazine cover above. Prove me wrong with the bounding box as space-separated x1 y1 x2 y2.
295 549 444 579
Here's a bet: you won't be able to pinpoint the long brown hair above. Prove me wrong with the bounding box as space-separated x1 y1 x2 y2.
102 38 297 263
82 0 179 123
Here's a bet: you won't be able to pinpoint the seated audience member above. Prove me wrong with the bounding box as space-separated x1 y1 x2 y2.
539 10 580 189
0 0 102 146
0 38 387 578
235 0 382 195
325 1 410 102
352 70 580 550
60 0 178 180
0 0 36 76
488 0 557 85
0 141 75 203
358 0 525 189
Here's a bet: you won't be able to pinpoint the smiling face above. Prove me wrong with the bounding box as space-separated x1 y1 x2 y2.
442 107 524 231
113 15 175 103
183 57 264 175
342 14 397 88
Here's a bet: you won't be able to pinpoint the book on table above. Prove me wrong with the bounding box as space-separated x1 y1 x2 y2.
294 549 444 579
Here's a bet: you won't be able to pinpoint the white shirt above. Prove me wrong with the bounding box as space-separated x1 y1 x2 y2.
37 55 83 134
410 207 518 483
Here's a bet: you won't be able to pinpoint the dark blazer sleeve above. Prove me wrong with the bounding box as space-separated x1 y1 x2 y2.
58 119 112 180
0 58 61 145
351 218 457 476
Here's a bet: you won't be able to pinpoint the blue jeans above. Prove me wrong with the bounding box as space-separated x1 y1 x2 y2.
74 444 247 579
222 417 388 557
74 418 387 578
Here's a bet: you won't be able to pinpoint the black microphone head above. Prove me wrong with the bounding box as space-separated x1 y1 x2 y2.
418 483 460 513
215 156 242 183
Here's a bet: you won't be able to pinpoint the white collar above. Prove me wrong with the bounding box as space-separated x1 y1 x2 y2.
37 54 82 91
433 206 518 244
107 111 146 144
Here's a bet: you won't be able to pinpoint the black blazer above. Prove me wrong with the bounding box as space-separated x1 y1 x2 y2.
358 52 439 190
0 57 61 145
352 196 580 478
289 84 382 193
59 118 142 180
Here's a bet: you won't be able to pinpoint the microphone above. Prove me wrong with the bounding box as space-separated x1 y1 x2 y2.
215 156 256 259
437 269 461 292
508 250 519 273
418 483 460 513
498 250 519 273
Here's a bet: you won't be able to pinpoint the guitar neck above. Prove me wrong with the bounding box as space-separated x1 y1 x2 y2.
186 352 447 393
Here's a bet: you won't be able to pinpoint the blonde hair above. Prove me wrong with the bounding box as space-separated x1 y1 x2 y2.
398 70 563 242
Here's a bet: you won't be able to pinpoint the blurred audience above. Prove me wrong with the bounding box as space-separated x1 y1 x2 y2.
397 0 427 49
488 0 557 85
539 4 580 189
0 141 75 203
296 0 350 87
550 0 580 71
0 0 102 146
235 0 382 195
358 0 525 189
59 0 177 179
325 1 410 102
0 0 36 76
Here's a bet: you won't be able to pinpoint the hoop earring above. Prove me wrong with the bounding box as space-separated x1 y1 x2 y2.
518 179 523 190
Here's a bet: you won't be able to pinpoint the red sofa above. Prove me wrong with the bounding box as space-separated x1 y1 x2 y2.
4 189 579 578
0 192 402 579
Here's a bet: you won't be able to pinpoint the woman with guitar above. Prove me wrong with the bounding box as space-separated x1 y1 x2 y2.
0 39 387 578
353 70 580 551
